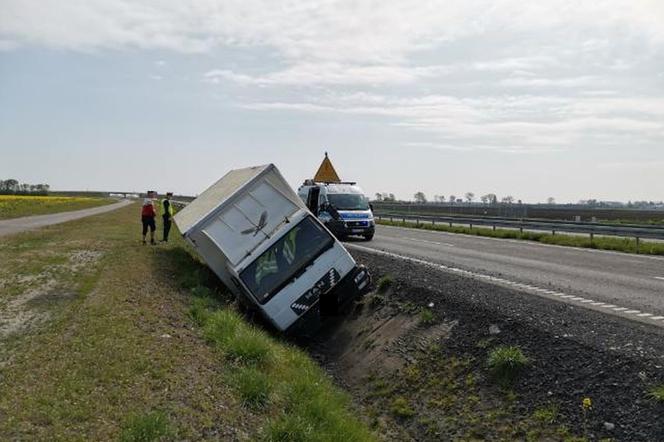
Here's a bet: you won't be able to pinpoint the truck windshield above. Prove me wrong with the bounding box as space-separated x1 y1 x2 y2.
327 194 369 210
240 216 334 304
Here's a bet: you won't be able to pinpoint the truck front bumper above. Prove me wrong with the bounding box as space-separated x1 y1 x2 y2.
286 265 371 336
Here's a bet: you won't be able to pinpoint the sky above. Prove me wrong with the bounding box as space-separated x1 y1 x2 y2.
1 1 663 203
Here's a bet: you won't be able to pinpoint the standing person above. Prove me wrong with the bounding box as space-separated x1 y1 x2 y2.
141 194 157 245
161 192 174 242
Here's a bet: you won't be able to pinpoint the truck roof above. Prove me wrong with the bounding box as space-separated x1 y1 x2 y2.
174 164 272 236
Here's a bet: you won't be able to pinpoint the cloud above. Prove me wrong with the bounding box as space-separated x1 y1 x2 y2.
2 0 664 61
204 63 450 86
500 76 599 88
242 92 664 153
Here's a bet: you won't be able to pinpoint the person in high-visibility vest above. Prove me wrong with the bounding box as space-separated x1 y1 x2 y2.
254 227 299 288
161 192 174 242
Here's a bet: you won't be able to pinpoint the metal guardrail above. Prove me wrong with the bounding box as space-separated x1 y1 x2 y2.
375 212 664 249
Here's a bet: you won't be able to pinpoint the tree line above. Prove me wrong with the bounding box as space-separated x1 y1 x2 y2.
0 179 51 195
376 191 529 205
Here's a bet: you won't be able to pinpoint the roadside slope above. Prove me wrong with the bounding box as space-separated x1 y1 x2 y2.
0 203 373 440
310 249 664 441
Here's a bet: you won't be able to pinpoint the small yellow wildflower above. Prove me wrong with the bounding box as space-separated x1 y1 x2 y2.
582 397 592 410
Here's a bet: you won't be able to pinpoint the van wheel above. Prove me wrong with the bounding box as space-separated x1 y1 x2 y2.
363 233 374 241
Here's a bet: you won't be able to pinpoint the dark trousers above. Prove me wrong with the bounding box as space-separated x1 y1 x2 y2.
163 215 172 241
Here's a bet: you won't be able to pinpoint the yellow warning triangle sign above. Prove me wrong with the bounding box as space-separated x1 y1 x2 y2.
313 152 341 183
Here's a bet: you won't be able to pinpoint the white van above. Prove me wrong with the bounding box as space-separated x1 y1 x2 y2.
297 181 375 241
174 164 370 334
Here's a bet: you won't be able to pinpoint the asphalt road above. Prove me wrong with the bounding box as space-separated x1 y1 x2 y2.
346 224 664 326
0 199 132 237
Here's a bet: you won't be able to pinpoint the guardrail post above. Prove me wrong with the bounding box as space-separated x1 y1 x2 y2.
552 230 555 236
493 225 496 231
432 218 435 226
636 237 640 254
470 223 473 230
390 216 393 223
449 221 453 228
590 232 594 243
416 217 420 227
402 216 406 224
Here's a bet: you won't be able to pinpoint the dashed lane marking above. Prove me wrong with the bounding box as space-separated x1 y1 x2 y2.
347 243 664 327
655 277 664 281
404 237 456 247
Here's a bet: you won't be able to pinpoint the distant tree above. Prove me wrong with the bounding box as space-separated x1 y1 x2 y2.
501 195 515 204
483 193 498 204
374 193 383 201
480 194 488 204
448 195 456 203
465 192 475 203
388 193 396 202
414 192 427 203
4 179 18 193
546 197 556 205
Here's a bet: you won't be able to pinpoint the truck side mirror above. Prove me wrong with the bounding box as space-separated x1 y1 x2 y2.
369 203 374 212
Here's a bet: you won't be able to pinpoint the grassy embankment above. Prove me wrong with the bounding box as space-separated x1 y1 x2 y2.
377 219 664 256
0 195 114 220
0 203 373 441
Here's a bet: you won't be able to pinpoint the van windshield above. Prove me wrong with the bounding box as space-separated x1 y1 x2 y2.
240 216 334 304
327 194 369 210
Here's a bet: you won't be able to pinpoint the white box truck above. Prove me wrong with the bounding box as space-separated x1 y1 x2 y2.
174 164 370 334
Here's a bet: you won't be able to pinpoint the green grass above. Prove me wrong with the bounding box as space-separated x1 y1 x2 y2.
647 384 664 402
378 219 664 256
487 346 531 386
532 404 559 425
0 203 375 441
419 307 436 325
390 397 416 418
376 275 394 293
235 367 272 409
0 194 114 219
196 306 375 441
120 412 172 442
226 328 273 366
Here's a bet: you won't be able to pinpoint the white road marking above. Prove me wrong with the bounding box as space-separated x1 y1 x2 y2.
404 237 456 247
348 243 664 327
654 277 664 281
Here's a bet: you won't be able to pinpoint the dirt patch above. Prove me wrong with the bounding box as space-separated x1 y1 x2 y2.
0 279 57 338
67 250 104 272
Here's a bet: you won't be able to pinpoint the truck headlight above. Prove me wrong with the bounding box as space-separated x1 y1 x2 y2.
354 270 366 284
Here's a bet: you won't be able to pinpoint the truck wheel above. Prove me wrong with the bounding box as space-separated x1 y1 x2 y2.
363 233 374 241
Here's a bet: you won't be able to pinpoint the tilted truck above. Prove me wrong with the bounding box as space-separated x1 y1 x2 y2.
173 164 371 334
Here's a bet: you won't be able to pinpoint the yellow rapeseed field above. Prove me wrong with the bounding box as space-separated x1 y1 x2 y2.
0 195 113 220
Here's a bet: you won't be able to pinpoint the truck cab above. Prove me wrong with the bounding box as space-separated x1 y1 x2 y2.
298 181 375 241
174 164 370 335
